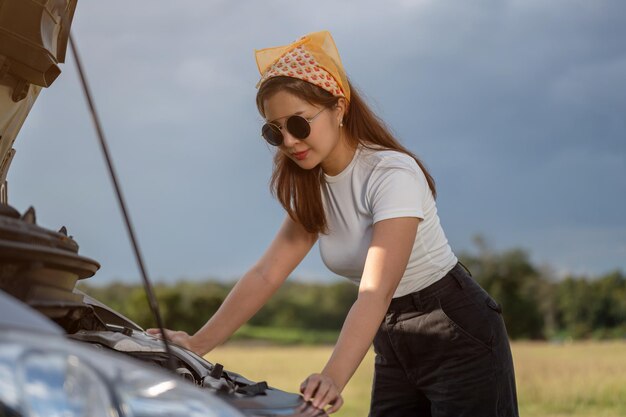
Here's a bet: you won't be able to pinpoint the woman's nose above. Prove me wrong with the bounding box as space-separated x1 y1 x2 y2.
281 130 301 147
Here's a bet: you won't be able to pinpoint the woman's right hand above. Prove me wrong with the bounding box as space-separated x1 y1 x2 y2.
145 328 203 355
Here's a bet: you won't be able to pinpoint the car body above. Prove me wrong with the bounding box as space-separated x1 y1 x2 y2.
0 1 327 416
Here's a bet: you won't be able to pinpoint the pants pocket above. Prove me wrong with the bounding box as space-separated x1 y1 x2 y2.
437 290 499 350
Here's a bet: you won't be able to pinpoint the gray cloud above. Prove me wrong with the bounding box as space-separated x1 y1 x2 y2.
8 0 625 284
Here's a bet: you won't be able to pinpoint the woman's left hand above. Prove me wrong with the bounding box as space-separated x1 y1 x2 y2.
299 373 344 414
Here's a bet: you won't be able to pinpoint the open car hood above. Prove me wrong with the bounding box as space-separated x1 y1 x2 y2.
0 0 76 199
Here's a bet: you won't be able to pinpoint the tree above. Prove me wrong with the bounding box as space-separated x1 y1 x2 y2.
460 236 546 339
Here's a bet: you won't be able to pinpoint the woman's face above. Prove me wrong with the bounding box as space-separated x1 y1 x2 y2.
262 90 352 175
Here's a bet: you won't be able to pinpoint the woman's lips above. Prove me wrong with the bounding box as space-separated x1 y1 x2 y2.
293 150 309 160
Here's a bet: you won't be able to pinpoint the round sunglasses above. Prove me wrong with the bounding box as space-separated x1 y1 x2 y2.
261 107 327 146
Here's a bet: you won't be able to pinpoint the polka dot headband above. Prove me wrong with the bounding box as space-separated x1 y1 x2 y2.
255 30 350 101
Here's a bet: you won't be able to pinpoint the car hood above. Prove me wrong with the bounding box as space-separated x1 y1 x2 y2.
0 0 76 199
0 78 42 195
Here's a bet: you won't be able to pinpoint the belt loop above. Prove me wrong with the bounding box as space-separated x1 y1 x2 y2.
458 260 473 277
451 263 466 289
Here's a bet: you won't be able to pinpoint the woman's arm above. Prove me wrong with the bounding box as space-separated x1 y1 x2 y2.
147 215 317 356
300 216 420 413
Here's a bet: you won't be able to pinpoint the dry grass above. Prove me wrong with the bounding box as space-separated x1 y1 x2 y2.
512 341 626 417
209 341 626 417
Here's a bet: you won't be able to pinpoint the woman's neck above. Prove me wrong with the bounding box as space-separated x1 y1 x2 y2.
321 136 357 176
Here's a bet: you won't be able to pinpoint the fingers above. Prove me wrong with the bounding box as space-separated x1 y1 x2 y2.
315 385 341 413
299 377 308 394
145 328 162 337
314 383 335 409
301 374 321 402
300 374 343 413
296 401 326 417
147 329 205 355
326 395 344 414
145 328 188 345
146 328 172 340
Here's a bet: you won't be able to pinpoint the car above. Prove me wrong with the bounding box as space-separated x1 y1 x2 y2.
0 288 249 417
0 1 327 416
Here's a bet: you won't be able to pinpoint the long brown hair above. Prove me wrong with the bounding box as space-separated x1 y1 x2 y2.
256 76 436 234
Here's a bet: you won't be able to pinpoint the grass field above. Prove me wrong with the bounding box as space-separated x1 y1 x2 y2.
209 341 626 417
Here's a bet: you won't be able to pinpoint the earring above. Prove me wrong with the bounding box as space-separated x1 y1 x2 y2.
340 122 344 127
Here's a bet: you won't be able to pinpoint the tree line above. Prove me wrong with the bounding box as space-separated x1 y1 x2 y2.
79 242 625 341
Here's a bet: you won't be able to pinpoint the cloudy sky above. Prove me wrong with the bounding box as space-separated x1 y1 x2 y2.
9 0 626 284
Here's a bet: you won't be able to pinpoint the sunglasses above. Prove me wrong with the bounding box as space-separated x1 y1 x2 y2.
261 107 327 146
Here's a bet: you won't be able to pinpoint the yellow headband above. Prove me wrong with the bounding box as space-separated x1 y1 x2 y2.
255 30 351 101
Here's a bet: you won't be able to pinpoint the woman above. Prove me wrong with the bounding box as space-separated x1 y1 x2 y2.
148 30 519 416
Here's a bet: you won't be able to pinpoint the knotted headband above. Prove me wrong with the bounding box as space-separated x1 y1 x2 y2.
255 30 351 101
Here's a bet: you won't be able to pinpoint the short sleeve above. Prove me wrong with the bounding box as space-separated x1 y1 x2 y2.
366 157 427 224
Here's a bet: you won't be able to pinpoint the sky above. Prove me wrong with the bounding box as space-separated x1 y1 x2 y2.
9 0 626 285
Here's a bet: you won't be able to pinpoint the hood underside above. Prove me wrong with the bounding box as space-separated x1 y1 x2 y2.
0 0 77 202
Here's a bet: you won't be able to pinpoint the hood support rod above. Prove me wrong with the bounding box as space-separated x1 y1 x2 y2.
69 32 177 372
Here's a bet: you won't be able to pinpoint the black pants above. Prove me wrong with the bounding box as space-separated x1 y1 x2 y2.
369 263 519 417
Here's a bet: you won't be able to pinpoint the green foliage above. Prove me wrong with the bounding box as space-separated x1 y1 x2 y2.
249 281 356 330
78 279 358 338
232 325 339 345
459 236 625 340
78 239 625 342
555 271 626 339
459 239 547 339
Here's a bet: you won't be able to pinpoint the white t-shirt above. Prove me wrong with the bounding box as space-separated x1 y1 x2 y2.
319 145 457 298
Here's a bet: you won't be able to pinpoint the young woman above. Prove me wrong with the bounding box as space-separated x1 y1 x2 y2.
148 31 519 416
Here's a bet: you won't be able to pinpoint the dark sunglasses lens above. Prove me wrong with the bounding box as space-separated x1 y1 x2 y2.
261 124 283 146
286 116 311 140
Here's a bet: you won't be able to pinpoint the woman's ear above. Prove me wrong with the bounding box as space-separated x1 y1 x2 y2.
335 97 348 124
